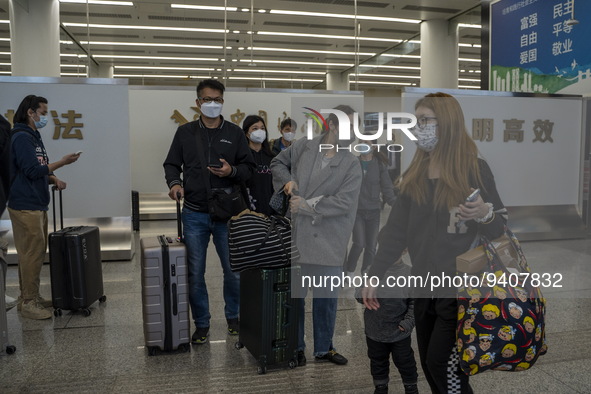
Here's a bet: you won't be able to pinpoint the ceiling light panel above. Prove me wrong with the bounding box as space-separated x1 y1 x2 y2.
170 5 238 11
60 0 133 5
269 9 420 24
62 22 228 34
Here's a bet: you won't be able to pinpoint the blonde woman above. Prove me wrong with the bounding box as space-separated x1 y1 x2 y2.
364 93 507 394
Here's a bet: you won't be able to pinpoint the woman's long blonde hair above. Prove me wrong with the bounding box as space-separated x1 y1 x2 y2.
398 92 483 210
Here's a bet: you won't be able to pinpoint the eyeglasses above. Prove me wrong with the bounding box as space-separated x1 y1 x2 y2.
198 97 224 104
416 116 438 130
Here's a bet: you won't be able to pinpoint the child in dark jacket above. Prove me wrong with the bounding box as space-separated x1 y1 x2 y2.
357 257 419 394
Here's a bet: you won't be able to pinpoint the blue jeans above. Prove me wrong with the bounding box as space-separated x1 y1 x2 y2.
182 208 240 328
297 264 341 357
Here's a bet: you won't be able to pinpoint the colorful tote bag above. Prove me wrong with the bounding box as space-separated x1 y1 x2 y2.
456 228 547 375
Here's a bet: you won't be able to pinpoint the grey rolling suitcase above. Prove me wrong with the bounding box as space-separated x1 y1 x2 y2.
140 197 190 355
1 255 16 355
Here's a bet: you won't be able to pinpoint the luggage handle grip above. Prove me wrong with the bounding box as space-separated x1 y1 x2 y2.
51 186 64 232
176 192 182 241
282 302 292 328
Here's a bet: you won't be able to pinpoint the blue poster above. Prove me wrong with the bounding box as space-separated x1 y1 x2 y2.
490 0 591 94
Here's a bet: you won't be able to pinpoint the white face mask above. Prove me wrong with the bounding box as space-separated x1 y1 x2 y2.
413 124 439 152
282 131 295 142
200 101 223 118
249 129 267 144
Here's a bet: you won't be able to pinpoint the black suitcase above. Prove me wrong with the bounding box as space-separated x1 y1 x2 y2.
140 196 190 355
235 266 299 374
48 188 106 317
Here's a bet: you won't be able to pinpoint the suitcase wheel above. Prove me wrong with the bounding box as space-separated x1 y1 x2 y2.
99 295 107 303
5 345 16 355
257 365 267 375
53 308 63 317
82 308 92 317
234 341 244 350
288 359 296 369
147 346 159 356
180 343 190 353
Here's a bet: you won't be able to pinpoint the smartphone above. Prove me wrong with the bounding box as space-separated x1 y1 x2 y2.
466 188 480 202
208 163 222 168
75 151 83 155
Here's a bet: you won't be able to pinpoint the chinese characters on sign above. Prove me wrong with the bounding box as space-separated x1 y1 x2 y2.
3 109 84 139
552 0 574 57
502 0 539 15
51 110 84 139
519 11 538 65
471 118 554 143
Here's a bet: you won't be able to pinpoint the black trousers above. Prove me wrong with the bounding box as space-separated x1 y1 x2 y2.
414 298 473 394
366 335 418 387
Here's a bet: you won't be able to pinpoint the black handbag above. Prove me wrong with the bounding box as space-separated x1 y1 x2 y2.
207 189 248 222
228 210 298 272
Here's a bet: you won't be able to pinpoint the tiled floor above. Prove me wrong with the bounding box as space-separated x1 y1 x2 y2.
1 218 591 393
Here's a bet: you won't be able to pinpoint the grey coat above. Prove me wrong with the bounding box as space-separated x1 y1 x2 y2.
270 136 362 267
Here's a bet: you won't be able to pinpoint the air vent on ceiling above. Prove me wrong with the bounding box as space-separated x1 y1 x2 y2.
255 40 333 47
109 61 151 65
91 48 144 54
402 5 461 14
61 11 132 18
367 27 417 34
282 0 389 8
91 33 140 39
153 35 225 42
149 15 248 24
343 44 388 50
263 21 354 31
156 50 218 56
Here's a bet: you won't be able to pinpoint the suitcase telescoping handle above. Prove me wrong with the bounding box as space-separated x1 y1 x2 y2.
176 192 183 241
51 186 64 232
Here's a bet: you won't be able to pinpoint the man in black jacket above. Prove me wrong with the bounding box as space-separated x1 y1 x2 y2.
163 79 255 344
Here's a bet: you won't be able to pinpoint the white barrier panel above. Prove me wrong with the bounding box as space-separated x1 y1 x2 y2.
0 77 130 219
402 90 583 207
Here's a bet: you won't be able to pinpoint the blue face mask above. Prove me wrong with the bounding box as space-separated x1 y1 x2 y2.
34 115 48 129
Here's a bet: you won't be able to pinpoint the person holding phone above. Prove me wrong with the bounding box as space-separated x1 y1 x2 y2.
363 93 507 393
163 79 255 344
7 95 80 320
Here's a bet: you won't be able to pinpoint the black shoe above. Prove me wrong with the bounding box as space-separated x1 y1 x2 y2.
227 318 239 335
314 350 348 365
297 350 307 367
403 383 418 394
374 384 388 394
191 327 209 344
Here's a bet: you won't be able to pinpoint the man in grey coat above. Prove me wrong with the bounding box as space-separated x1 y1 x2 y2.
271 105 362 366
